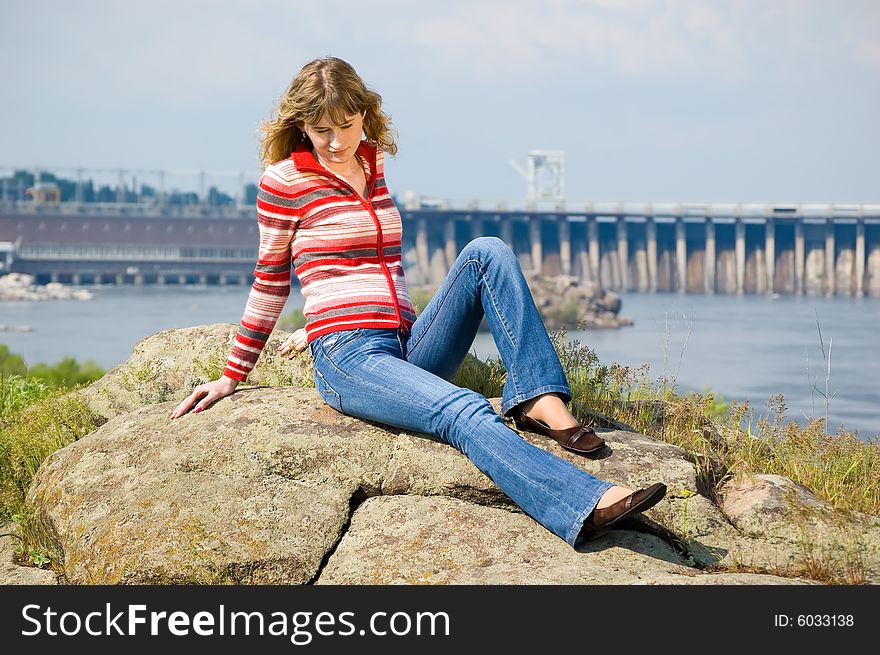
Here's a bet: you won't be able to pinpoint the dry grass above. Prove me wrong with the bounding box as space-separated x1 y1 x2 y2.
0 385 102 522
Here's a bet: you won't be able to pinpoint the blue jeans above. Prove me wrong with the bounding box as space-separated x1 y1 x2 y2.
309 237 613 546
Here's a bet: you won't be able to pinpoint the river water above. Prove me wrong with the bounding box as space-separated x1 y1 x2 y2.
1 286 877 439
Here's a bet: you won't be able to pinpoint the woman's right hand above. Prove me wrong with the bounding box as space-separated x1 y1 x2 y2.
168 375 239 420
276 328 307 358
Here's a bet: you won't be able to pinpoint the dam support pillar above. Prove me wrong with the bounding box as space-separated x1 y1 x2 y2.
559 219 571 276
676 218 687 293
416 217 429 280
470 215 484 241
617 217 629 291
500 216 513 250
529 218 542 275
825 220 836 296
646 218 658 293
705 220 715 294
856 218 865 297
444 218 457 271
795 220 805 295
588 218 600 284
765 218 776 294
735 218 746 295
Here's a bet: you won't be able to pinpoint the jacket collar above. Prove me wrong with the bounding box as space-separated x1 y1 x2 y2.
290 140 378 183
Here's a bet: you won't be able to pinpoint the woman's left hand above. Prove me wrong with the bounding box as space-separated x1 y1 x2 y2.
277 328 307 358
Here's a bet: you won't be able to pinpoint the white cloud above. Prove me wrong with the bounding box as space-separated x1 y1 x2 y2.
853 41 880 73
387 1 750 81
382 0 878 85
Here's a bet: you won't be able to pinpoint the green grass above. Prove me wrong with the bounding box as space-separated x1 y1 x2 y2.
0 383 103 522
276 309 306 331
408 287 435 316
0 375 104 571
0 373 52 422
1 345 108 529
1 344 104 389
451 352 505 399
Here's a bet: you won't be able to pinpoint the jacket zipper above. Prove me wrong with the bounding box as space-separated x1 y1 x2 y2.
298 158 407 333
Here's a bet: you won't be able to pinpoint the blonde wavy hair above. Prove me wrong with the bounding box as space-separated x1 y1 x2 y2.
259 57 398 168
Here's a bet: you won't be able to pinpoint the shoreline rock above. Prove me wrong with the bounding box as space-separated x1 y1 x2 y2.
525 274 633 330
0 273 94 301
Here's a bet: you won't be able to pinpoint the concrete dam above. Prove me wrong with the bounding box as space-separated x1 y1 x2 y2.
401 201 880 298
1 200 879 297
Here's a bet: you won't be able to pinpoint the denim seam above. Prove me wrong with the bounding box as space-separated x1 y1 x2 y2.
501 384 573 417
566 480 615 546
478 436 588 520
313 365 342 409
449 411 591 519
318 347 440 416
320 328 363 358
475 257 522 399
475 259 517 349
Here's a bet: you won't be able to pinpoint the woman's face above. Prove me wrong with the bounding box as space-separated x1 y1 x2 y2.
302 111 364 171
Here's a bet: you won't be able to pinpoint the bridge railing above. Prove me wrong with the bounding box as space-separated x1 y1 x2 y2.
2 198 879 220
407 198 880 218
0 200 254 219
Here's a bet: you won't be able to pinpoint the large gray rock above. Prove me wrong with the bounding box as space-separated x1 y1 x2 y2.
716 474 880 583
11 325 876 584
317 495 807 585
77 323 313 422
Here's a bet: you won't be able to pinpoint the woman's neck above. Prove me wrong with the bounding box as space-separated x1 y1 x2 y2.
313 150 363 176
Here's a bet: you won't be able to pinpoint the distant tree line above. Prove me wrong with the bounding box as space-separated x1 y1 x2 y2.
0 170 259 206
0 344 104 390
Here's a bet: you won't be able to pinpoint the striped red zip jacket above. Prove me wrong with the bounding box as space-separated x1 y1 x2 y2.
222 140 417 383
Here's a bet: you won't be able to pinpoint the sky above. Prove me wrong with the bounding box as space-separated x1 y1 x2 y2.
2 0 878 205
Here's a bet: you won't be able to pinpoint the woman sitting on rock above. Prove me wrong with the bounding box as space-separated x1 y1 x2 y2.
168 57 666 547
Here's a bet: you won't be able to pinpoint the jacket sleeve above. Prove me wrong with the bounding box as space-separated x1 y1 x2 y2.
222 168 299 382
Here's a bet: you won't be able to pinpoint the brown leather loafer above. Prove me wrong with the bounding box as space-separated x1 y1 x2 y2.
509 406 606 454
581 483 667 538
